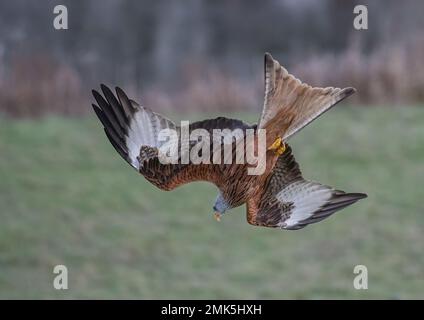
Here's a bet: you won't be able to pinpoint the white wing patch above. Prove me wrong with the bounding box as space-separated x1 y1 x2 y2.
276 181 332 228
92 85 179 170
126 107 176 168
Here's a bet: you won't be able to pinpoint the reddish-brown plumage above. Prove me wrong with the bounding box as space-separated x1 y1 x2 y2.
92 53 367 230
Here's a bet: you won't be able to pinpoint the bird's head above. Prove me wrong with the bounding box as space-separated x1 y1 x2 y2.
213 193 231 222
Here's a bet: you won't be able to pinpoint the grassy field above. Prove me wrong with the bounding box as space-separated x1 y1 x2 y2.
0 106 423 299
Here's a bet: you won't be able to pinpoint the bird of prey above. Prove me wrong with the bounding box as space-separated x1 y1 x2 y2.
92 53 367 230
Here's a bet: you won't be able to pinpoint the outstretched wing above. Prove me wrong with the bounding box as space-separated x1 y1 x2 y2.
259 53 355 147
92 84 176 169
92 84 251 191
246 145 367 230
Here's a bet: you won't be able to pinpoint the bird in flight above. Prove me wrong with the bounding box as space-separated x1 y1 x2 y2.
92 53 366 230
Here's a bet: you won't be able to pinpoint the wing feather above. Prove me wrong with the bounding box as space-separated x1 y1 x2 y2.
246 145 367 230
92 85 251 191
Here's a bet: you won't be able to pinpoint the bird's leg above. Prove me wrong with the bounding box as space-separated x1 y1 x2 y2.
268 137 286 156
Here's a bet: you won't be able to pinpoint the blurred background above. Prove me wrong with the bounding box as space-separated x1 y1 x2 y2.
0 0 423 298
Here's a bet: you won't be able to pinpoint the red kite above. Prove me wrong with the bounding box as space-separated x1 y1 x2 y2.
92 53 366 230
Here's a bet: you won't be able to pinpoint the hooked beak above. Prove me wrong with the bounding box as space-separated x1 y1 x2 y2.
214 212 221 222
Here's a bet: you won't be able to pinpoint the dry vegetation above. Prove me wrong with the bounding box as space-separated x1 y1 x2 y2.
293 35 424 105
0 54 85 117
1 35 424 117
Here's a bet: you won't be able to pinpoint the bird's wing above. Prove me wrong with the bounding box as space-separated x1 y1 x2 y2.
246 145 366 230
259 53 355 147
92 84 251 191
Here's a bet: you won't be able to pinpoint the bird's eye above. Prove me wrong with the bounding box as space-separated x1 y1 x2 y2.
213 206 217 211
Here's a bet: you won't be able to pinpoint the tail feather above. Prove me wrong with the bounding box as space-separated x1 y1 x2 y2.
259 53 355 145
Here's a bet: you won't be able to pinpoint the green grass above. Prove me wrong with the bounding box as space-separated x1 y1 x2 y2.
0 106 423 299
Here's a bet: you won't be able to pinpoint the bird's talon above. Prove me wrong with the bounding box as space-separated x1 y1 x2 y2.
268 137 282 151
268 137 286 156
277 142 286 155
